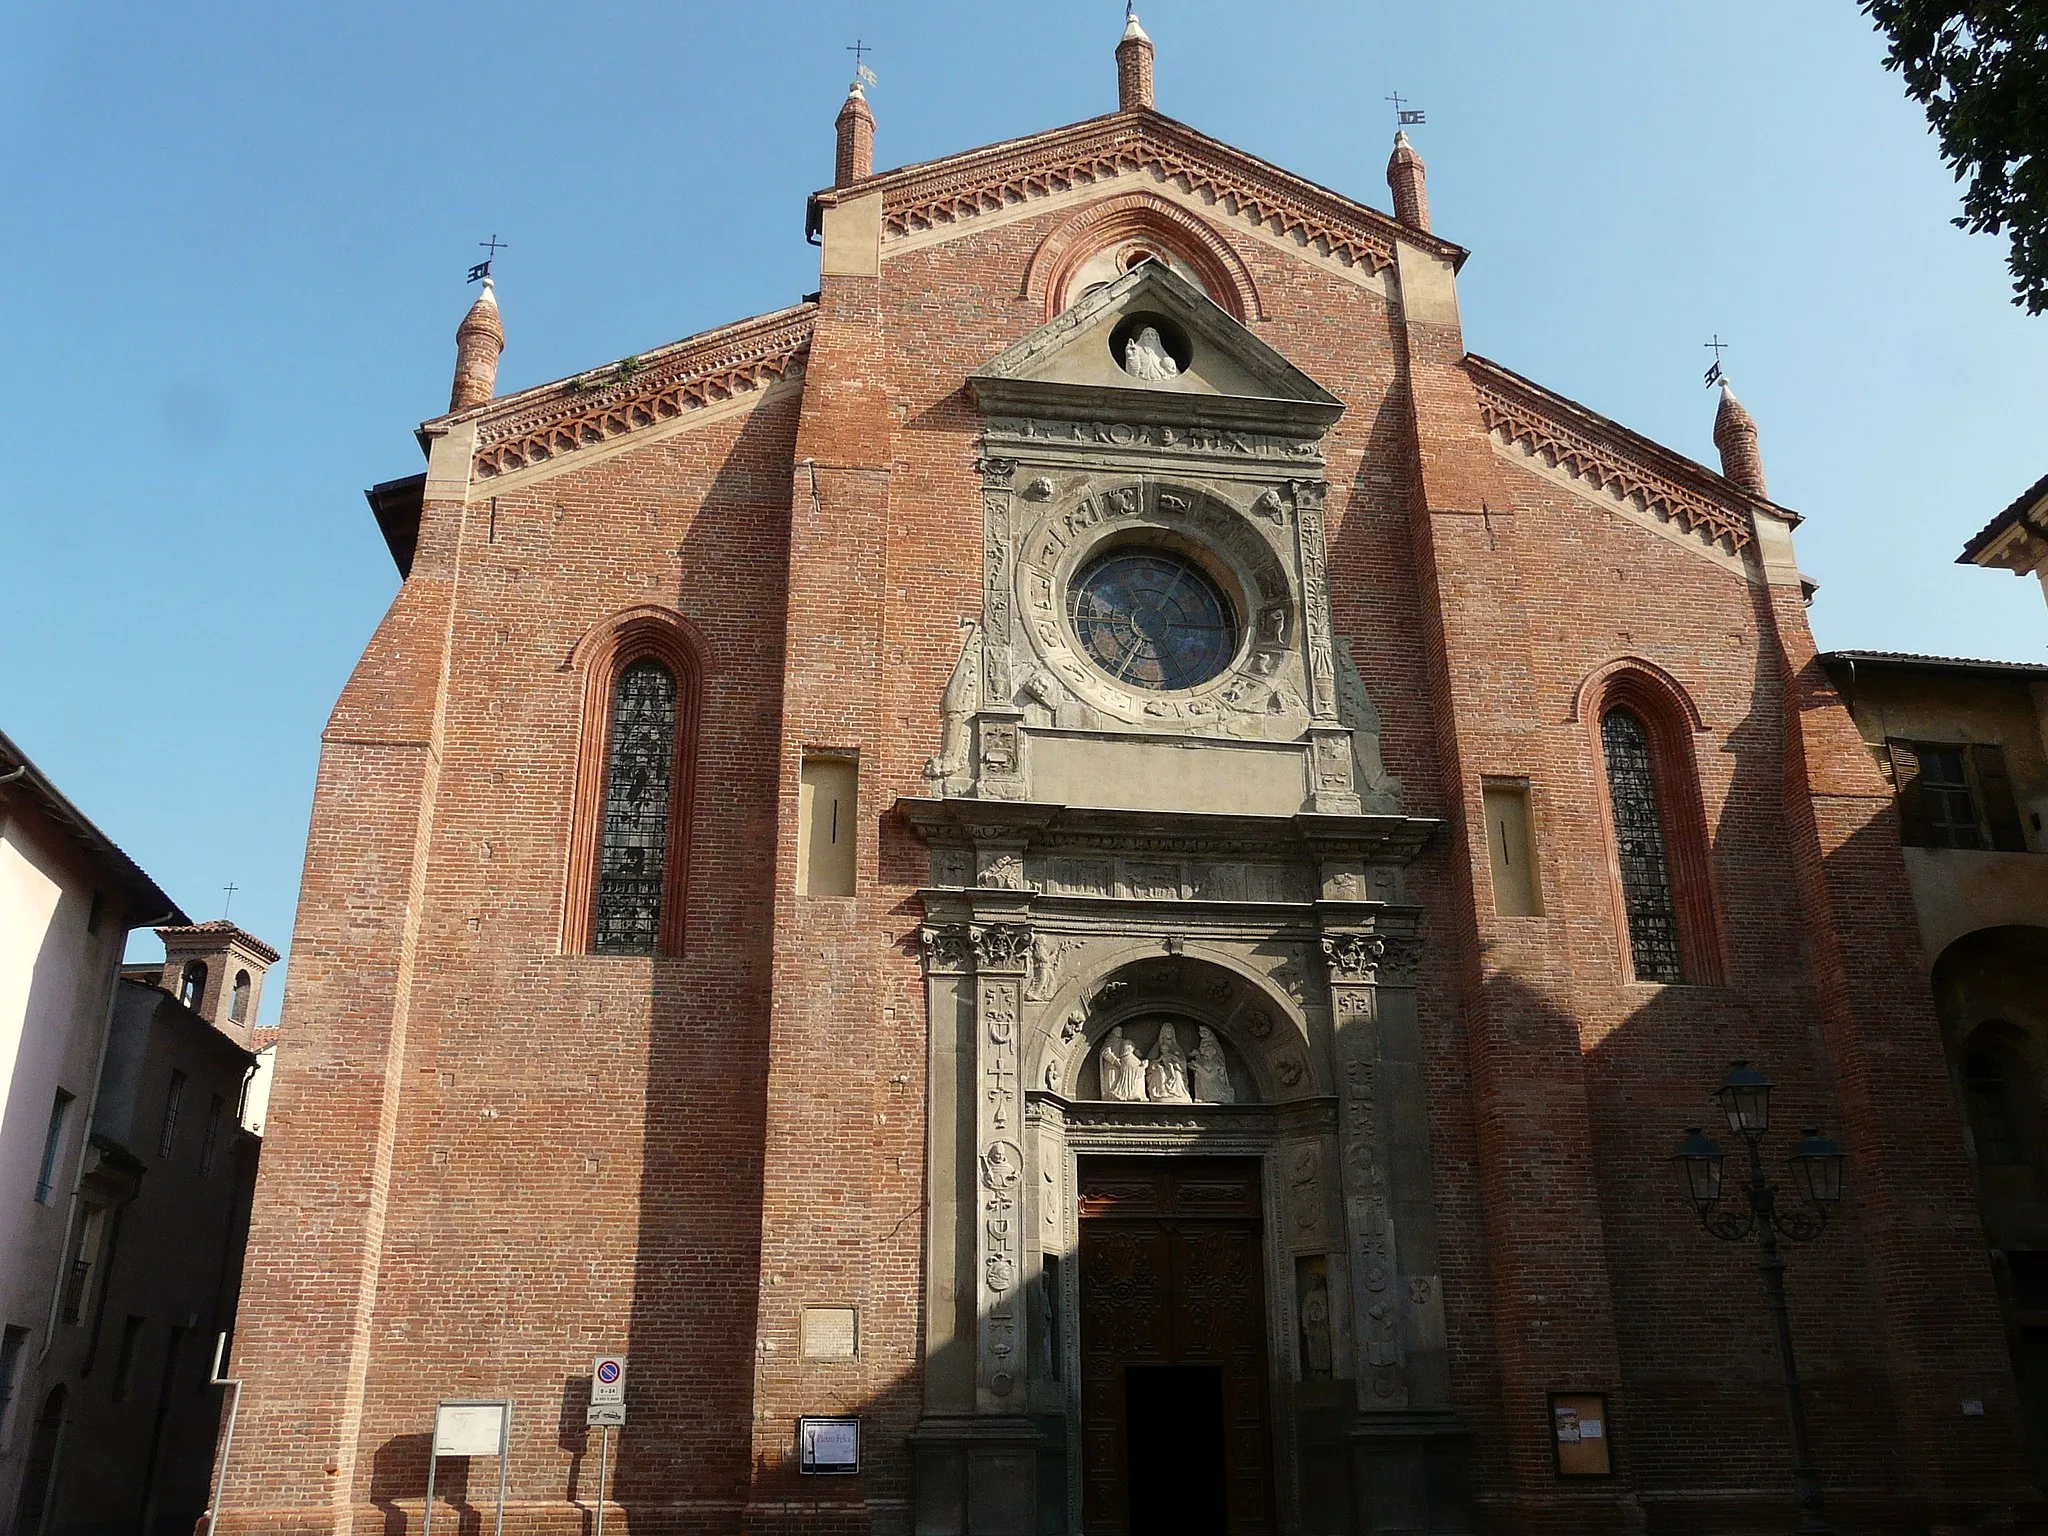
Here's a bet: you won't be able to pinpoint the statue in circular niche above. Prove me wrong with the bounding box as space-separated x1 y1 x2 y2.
1122 324 1181 381
1094 1019 1237 1105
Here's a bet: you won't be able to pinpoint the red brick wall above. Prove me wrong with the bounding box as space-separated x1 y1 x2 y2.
222 386 799 1531
221 158 2035 1534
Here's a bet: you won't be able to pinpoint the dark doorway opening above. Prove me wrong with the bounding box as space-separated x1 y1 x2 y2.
1078 1155 1274 1534
1126 1364 1227 1535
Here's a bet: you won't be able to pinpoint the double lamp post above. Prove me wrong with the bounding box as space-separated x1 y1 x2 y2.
1672 1061 1846 1536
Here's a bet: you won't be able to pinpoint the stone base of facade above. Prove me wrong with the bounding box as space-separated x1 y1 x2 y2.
911 1416 1050 1536
910 1408 1470 1535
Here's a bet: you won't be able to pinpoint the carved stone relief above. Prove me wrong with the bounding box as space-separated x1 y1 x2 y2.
1334 637 1404 815
924 620 982 794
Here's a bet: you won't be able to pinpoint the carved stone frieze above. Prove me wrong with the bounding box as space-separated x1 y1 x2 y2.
982 416 1324 465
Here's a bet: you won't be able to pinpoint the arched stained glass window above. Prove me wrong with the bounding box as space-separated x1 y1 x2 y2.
593 659 678 955
1600 707 1683 983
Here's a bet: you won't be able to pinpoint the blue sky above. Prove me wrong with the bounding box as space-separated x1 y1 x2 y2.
4 2 2042 1022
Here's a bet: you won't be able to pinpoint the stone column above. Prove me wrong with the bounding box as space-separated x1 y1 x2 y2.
1320 916 1470 1534
913 907 1040 1536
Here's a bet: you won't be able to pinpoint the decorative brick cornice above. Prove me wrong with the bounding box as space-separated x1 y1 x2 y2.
850 114 1444 279
1469 357 1759 553
468 305 814 482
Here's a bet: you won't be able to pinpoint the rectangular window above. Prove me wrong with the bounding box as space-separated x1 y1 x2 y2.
199 1094 225 1177
159 1070 186 1160
1889 739 2028 852
1482 781 1543 916
798 754 859 897
0 1326 27 1424
112 1316 144 1401
35 1090 73 1204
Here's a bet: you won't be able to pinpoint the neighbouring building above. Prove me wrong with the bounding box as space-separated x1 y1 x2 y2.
1962 471 2048 612
1 730 185 1526
2 729 278 1534
1820 647 2048 1482
217 19 2045 1534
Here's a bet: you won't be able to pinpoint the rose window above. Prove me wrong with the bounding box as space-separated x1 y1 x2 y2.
1066 548 1239 691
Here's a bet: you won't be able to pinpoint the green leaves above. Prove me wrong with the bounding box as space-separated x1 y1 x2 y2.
1863 1 2048 313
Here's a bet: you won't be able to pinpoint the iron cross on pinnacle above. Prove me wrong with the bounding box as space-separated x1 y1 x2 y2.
1703 334 1730 387
468 234 508 285
847 39 877 88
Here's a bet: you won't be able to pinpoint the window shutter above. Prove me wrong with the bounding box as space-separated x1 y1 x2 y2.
1886 739 1935 847
1972 744 2028 852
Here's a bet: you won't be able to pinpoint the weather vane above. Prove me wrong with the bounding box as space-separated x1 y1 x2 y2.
1386 92 1426 127
1703 334 1729 387
468 234 508 285
847 39 877 89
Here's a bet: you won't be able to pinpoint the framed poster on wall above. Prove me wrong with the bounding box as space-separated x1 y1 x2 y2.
1549 1391 1613 1478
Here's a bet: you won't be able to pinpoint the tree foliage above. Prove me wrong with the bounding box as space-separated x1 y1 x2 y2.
1861 2 2048 313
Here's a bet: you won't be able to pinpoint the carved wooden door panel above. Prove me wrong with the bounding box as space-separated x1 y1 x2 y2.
1078 1158 1274 1535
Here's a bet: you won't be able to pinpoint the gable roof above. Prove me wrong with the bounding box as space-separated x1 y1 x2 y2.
813 108 1465 276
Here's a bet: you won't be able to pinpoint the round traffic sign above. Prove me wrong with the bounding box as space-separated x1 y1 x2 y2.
597 1360 621 1385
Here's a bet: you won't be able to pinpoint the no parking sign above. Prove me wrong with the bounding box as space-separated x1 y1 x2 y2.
589 1355 627 1425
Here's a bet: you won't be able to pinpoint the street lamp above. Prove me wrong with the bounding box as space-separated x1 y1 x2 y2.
1671 1061 1845 1536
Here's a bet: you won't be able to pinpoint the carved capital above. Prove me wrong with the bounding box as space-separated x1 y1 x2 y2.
973 922 1033 972
1320 932 1382 983
1319 930 1423 987
921 923 973 975
977 455 1019 486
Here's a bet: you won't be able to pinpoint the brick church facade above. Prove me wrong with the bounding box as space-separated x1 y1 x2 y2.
218 20 2042 1534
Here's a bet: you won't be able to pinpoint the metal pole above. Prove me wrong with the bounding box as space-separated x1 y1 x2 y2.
1747 1143 1832 1536
422 1440 438 1536
593 1423 611 1536
202 1331 242 1535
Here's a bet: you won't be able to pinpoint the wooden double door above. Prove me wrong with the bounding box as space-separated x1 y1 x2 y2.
1078 1157 1275 1535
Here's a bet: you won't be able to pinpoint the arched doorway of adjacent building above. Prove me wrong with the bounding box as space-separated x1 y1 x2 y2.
1934 925 2048 1488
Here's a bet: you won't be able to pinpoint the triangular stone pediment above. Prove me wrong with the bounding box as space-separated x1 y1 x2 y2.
969 261 1342 437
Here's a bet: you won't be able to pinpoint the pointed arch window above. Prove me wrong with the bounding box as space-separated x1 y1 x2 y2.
1601 707 1683 983
565 609 704 957
594 660 678 954
1582 660 1724 986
